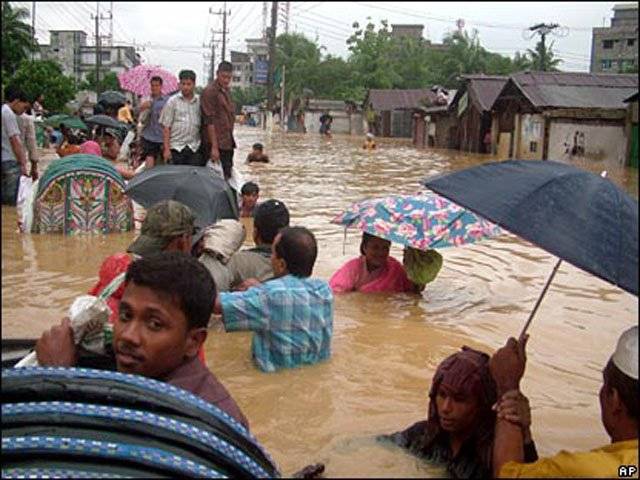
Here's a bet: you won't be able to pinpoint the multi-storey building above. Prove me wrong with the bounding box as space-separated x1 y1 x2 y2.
590 3 638 73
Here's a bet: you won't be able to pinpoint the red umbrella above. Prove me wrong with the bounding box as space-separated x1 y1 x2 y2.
117 65 179 97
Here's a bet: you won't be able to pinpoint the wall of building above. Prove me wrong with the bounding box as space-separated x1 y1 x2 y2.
304 111 350 134
590 6 638 73
548 120 627 167
515 113 545 160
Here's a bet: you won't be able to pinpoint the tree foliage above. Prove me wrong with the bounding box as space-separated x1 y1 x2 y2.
231 85 266 113
527 38 562 71
81 71 121 93
11 60 77 111
2 3 37 77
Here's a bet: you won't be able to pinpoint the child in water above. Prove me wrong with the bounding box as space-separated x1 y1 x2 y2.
362 132 376 150
246 143 270 163
240 181 260 218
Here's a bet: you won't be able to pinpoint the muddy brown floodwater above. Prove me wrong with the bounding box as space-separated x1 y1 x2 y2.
2 126 638 477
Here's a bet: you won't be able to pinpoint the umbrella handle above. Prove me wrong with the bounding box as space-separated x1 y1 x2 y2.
519 258 562 338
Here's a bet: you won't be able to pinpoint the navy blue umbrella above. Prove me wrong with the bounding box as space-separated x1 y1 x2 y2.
423 160 638 335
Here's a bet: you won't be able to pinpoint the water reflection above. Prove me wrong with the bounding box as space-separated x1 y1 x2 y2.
2 127 637 476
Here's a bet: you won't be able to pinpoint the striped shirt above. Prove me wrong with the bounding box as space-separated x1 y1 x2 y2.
159 92 201 152
220 274 334 373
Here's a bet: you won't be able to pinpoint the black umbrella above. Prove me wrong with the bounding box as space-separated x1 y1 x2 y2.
85 114 126 130
423 159 638 335
97 90 127 108
124 166 239 227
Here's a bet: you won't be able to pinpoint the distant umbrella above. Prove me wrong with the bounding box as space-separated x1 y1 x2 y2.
118 65 179 97
59 117 88 131
43 114 73 129
97 90 127 108
85 114 127 130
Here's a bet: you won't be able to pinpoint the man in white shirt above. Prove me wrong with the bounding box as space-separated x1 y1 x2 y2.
2 85 31 205
159 70 202 166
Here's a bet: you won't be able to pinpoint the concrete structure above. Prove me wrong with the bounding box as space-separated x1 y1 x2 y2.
38 30 140 83
590 4 638 74
391 24 424 40
448 75 508 153
491 72 638 168
230 50 252 89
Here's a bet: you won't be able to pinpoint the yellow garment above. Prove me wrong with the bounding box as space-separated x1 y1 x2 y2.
118 105 133 124
363 139 376 150
500 439 638 478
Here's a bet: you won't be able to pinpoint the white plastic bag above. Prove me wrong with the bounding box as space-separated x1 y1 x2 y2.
16 175 33 233
14 295 111 368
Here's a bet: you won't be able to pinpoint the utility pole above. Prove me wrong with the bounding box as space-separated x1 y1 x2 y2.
262 2 268 40
31 1 36 60
109 1 114 46
91 2 113 95
210 4 230 63
266 1 278 111
280 64 286 130
528 23 559 71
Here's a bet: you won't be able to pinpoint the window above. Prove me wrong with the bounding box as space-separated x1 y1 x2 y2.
100 51 111 62
529 141 538 153
628 38 635 47
233 76 241 82
601 59 612 70
602 39 614 49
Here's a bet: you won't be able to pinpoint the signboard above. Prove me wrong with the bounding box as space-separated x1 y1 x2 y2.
254 60 268 84
457 91 468 117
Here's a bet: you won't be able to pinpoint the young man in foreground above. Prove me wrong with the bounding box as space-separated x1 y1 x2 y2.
35 252 249 429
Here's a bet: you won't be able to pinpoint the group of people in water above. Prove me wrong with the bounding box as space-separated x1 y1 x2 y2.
4 61 637 477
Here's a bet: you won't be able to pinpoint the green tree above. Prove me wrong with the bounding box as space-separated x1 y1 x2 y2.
527 38 562 71
231 85 266 113
346 19 401 91
2 3 37 77
82 70 121 93
512 51 532 71
276 32 323 103
11 60 76 111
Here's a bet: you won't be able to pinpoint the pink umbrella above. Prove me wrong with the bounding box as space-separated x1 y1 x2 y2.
117 65 179 97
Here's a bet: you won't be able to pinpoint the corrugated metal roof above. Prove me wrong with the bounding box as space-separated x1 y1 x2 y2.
367 89 437 111
423 89 457 113
511 72 638 109
467 77 508 111
624 92 638 103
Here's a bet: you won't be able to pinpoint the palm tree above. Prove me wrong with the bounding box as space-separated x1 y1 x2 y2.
527 39 562 72
2 3 37 76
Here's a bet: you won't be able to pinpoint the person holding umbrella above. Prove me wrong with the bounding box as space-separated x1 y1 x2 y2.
490 327 638 477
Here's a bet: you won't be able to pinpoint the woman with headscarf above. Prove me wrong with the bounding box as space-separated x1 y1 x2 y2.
378 346 538 478
329 232 440 294
56 124 84 157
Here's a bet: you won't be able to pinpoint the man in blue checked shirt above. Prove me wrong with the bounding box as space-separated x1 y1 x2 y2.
214 226 334 372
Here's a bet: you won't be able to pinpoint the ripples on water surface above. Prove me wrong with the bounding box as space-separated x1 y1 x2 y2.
2 127 638 477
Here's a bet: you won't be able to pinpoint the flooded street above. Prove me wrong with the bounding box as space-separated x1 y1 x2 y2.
2 126 638 477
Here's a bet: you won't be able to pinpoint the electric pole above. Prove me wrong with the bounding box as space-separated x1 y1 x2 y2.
267 1 278 111
31 1 36 60
210 4 230 63
91 2 113 94
528 23 559 71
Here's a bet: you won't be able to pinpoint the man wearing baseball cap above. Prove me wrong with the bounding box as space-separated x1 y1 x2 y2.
489 326 638 477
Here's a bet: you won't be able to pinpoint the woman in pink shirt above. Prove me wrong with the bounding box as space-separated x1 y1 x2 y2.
330 232 424 294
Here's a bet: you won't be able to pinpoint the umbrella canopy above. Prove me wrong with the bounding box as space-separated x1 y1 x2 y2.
59 117 88 131
85 114 126 130
43 114 73 129
118 65 179 97
423 159 638 296
331 191 501 251
124 166 239 227
97 90 127 108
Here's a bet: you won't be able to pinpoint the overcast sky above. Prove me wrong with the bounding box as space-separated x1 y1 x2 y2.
13 2 622 87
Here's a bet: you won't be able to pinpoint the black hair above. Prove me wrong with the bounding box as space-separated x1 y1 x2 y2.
150 76 163 85
275 226 317 277
217 61 233 73
604 359 638 420
359 231 390 256
4 84 29 103
241 181 259 196
252 143 264 151
254 199 290 244
179 70 196 82
124 252 216 330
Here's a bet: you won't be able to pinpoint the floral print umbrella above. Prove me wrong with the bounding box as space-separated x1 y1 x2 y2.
331 191 502 251
117 65 179 97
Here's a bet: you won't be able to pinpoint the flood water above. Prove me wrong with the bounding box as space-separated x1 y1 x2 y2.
2 126 638 477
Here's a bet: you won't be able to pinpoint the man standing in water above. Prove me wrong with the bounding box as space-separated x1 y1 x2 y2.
491 326 638 477
139 76 169 168
201 61 236 180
